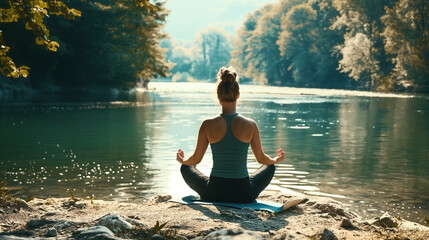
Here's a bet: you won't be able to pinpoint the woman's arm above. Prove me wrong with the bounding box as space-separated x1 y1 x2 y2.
176 120 209 166
250 121 284 165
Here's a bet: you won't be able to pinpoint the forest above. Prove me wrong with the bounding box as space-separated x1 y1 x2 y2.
0 0 428 95
166 0 429 92
0 0 169 95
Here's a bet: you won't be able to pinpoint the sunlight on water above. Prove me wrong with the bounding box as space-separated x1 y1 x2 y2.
1 82 428 224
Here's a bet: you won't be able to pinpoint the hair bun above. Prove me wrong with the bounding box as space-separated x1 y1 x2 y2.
219 67 237 83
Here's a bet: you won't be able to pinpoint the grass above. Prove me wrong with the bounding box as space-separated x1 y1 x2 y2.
66 189 94 205
119 221 178 240
0 181 32 209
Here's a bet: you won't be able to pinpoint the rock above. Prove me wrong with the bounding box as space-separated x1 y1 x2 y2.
150 234 164 240
26 219 56 229
55 220 77 230
205 228 263 240
123 217 147 227
96 215 133 234
75 201 87 209
318 228 338 240
370 212 398 228
311 201 357 219
0 230 34 239
0 236 45 240
46 228 57 237
44 212 56 217
340 219 356 229
147 195 172 204
72 226 117 240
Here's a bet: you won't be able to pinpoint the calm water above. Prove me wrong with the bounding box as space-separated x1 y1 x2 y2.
1 82 428 224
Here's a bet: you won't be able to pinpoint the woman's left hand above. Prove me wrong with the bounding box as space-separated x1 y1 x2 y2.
176 149 185 164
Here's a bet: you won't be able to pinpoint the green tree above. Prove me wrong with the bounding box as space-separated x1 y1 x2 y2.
276 0 344 88
331 0 397 90
1 0 169 92
232 1 296 85
0 0 81 78
381 0 429 92
192 27 233 80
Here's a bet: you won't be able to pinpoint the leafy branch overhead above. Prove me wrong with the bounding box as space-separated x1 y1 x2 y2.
0 0 156 79
0 0 81 78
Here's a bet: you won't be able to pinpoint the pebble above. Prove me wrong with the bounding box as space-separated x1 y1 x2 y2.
55 221 76 230
124 217 147 227
72 225 116 240
370 212 398 228
26 219 56 229
340 219 355 229
46 228 57 237
319 228 338 240
96 214 133 234
204 228 263 240
150 234 164 240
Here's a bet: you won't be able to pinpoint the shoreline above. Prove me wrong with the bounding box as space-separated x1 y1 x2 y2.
1 191 428 239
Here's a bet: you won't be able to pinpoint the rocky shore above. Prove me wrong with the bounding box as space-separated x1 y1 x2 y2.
1 191 428 239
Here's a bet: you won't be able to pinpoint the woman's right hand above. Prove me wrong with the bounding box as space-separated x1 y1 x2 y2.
274 149 285 163
176 149 185 164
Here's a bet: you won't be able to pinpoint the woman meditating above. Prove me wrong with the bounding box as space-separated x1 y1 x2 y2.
176 66 285 203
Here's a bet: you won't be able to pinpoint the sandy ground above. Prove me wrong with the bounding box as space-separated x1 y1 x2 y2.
1 190 429 239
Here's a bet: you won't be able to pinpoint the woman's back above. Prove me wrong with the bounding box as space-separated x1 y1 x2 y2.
208 113 252 178
205 114 255 144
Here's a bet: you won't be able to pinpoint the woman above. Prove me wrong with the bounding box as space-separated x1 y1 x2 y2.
176 66 284 203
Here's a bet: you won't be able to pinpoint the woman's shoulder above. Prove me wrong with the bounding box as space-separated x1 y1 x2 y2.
201 115 223 126
237 114 256 123
235 114 257 128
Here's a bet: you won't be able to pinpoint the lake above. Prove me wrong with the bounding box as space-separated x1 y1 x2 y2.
1 82 428 224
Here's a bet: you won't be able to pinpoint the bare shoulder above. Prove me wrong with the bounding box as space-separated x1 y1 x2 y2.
201 115 224 128
236 114 257 126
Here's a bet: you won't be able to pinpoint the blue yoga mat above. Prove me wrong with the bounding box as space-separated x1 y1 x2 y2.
169 195 286 213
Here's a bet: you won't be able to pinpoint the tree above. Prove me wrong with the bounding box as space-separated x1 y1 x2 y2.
1 0 169 91
331 0 397 90
232 1 295 85
381 0 429 92
0 0 161 83
278 4 318 86
0 0 81 78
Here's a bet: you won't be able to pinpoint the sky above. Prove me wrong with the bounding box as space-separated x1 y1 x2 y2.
164 0 278 42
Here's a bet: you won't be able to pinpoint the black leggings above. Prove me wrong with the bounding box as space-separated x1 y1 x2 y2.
180 164 275 203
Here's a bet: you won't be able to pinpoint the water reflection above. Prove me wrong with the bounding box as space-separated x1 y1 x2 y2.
1 82 428 224
0 91 166 201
